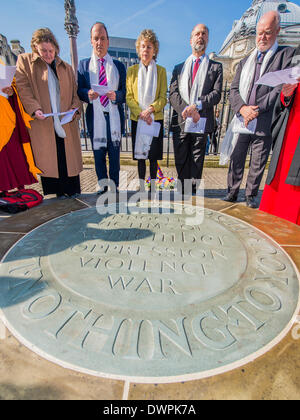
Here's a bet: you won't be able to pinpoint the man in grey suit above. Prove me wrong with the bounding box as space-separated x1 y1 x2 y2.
169 24 223 194
225 11 295 208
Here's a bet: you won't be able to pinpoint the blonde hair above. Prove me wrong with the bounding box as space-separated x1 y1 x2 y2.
136 29 159 60
31 28 60 55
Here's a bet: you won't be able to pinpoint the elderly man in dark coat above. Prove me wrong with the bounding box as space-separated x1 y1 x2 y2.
224 11 295 208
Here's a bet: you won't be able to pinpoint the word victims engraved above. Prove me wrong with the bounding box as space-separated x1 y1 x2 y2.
0 205 299 381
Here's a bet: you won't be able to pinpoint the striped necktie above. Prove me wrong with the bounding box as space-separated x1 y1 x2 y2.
248 52 266 106
99 58 109 108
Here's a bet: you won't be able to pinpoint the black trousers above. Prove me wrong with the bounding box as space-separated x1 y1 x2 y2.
227 133 273 198
210 129 219 154
41 134 81 196
131 119 163 182
137 159 158 181
173 131 207 186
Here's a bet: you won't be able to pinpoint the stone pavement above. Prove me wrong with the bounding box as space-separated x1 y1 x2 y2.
0 164 299 401
28 164 267 201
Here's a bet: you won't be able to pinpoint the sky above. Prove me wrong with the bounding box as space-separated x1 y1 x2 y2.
2 0 300 79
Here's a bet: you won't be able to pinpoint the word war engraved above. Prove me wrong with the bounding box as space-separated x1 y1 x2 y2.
0 205 298 382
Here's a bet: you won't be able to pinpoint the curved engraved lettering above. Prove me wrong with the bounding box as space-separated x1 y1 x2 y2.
23 291 62 320
244 287 282 312
192 311 237 350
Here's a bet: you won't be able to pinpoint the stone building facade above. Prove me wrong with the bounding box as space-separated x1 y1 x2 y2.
212 0 300 85
0 34 24 65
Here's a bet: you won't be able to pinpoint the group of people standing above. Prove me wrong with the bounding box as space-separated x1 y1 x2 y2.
0 10 299 225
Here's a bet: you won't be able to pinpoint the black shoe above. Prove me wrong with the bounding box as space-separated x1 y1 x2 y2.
223 193 237 203
68 193 80 199
56 194 68 200
246 196 258 209
97 186 108 196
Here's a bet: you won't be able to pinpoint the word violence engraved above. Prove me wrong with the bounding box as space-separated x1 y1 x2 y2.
0 205 299 382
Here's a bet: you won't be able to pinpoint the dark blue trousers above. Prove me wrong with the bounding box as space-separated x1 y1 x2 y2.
92 113 120 189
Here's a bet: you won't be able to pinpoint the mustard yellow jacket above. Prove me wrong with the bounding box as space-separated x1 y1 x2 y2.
126 64 167 121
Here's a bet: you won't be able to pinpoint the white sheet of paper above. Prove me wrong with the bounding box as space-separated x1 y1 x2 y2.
256 66 300 88
43 109 78 124
184 117 207 134
232 115 257 135
60 108 78 125
91 84 110 96
43 111 69 118
0 64 16 98
139 120 161 138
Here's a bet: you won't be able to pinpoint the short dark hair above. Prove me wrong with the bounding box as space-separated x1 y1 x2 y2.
90 22 109 39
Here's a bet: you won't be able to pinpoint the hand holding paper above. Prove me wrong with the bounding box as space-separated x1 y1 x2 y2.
91 84 111 97
42 108 79 125
282 83 299 98
184 117 207 134
232 115 257 135
139 120 161 137
256 66 300 88
0 63 16 98
1 86 13 97
60 108 79 125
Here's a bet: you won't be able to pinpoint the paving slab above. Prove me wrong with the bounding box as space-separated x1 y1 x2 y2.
0 199 88 234
0 233 24 260
222 205 300 247
0 333 125 400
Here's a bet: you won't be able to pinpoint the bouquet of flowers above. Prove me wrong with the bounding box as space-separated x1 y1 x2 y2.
145 164 176 190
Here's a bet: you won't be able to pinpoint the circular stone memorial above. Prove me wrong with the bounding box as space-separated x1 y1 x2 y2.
0 204 299 383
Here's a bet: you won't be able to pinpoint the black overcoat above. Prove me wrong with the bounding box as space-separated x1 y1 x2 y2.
266 86 300 187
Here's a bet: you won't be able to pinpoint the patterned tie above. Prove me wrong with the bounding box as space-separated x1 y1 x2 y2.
99 58 109 108
248 52 266 106
192 58 201 84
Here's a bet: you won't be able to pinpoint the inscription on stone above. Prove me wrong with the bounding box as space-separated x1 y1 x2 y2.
0 205 298 381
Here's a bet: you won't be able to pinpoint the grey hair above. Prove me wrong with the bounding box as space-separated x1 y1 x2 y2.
276 13 281 29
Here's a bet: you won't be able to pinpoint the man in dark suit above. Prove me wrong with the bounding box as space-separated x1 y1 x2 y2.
169 24 223 194
77 22 126 194
225 11 295 208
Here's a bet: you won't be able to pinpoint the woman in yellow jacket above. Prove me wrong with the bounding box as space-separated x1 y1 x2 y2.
126 29 167 190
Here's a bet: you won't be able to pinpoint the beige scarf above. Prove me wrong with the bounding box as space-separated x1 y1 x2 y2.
179 54 210 105
47 64 66 138
89 52 121 149
135 60 158 160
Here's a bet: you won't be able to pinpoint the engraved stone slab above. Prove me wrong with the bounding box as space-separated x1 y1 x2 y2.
0 204 299 383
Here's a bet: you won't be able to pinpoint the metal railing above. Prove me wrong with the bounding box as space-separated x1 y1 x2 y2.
80 86 232 163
